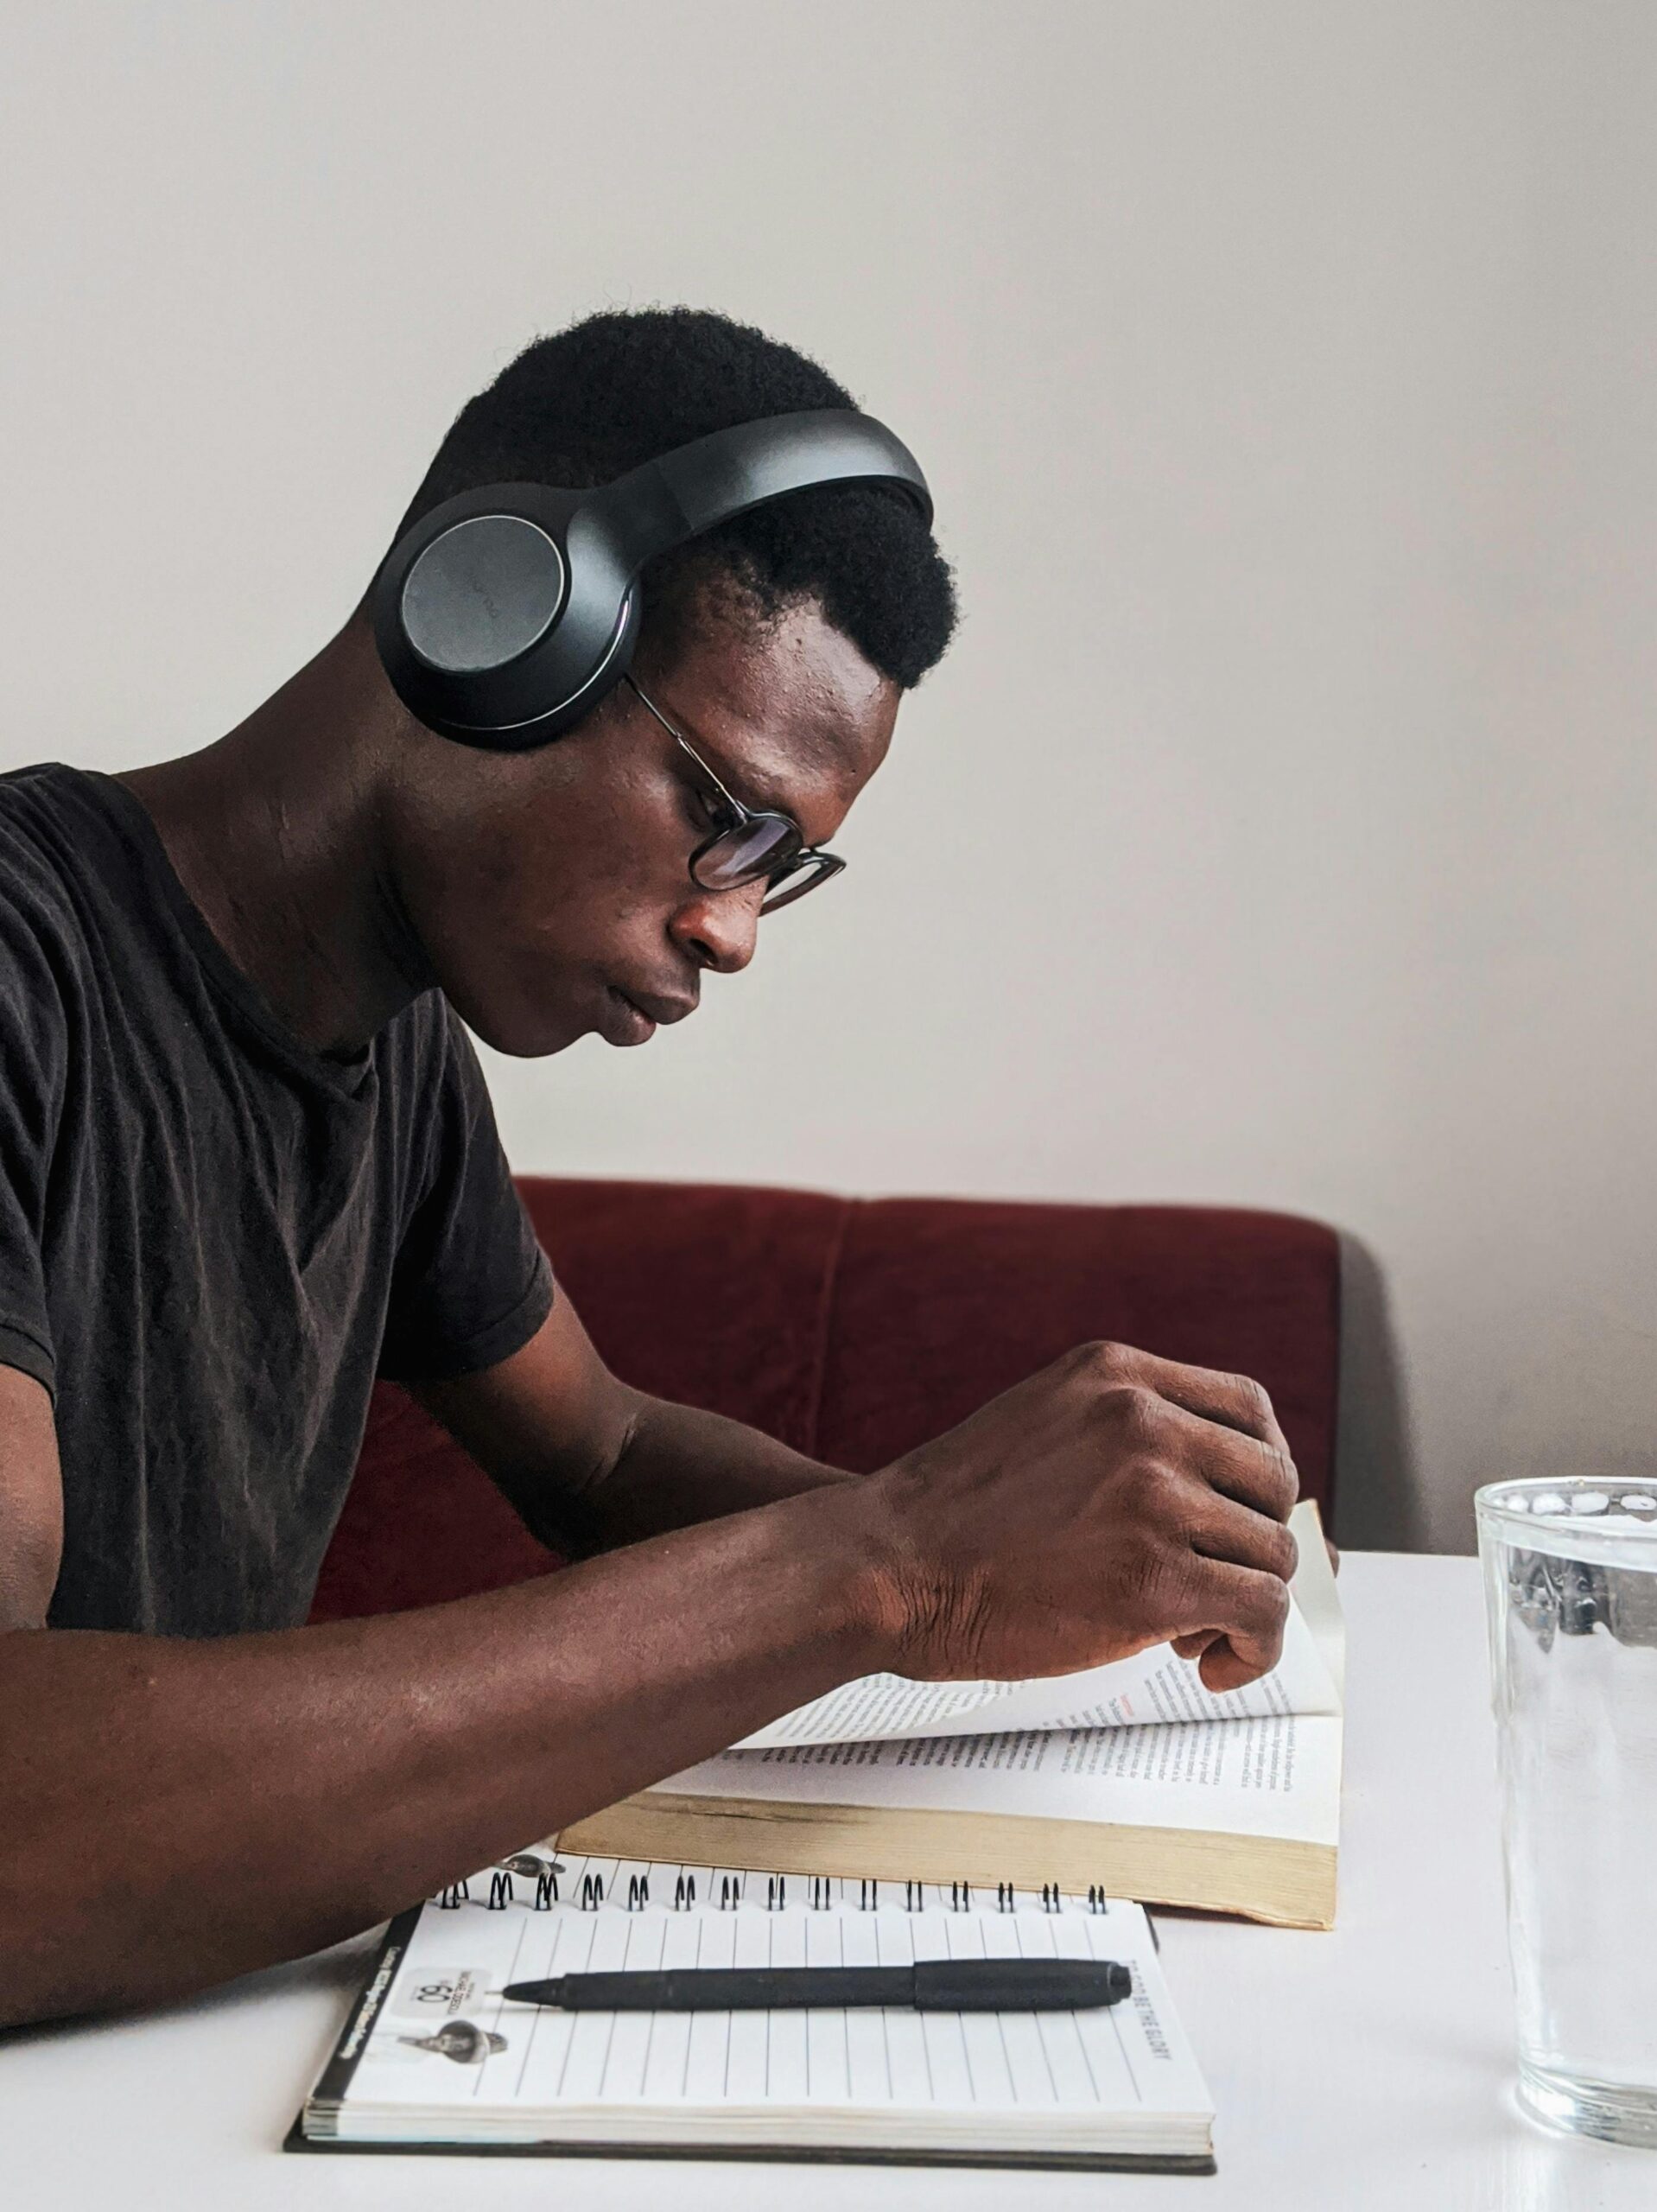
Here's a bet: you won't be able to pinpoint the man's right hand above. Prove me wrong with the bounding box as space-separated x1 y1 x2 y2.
844 1340 1300 1694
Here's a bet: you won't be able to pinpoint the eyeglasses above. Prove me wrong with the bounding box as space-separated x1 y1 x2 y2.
621 671 847 914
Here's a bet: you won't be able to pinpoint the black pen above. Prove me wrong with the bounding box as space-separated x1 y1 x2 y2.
498 1958 1132 2012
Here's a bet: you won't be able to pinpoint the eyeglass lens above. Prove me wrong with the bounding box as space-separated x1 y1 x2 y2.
756 859 831 912
691 817 802 891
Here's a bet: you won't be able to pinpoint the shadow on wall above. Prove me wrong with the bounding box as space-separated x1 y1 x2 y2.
1333 1231 1427 1554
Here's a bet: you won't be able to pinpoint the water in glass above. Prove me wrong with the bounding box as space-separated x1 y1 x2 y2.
1477 1478 1657 2147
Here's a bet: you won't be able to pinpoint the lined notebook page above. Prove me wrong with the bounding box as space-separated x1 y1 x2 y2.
327 1855 1209 2134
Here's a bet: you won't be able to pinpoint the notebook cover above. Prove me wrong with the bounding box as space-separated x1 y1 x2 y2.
283 2119 1215 2172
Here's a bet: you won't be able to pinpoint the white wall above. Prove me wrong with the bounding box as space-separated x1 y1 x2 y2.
4 2 1654 1551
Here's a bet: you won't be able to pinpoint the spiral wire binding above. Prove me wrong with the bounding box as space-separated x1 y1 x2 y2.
434 1862 1114 1918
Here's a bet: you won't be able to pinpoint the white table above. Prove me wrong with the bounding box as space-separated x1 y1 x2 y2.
4 1553 1652 2208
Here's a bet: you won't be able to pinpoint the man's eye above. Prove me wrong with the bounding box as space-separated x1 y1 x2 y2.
693 785 738 834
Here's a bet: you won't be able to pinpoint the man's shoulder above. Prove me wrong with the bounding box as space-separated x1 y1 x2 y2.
0 764 175 1078
0 766 98 973
0 768 108 1113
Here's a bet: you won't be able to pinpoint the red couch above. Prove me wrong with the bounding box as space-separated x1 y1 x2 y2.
309 1177 1341 1623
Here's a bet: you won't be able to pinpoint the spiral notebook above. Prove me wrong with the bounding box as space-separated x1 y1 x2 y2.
289 1851 1215 2172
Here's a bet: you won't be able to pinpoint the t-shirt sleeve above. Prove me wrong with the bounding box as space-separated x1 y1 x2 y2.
0 887 67 1399
378 1011 553 1385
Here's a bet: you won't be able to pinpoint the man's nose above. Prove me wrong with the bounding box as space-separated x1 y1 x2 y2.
669 884 764 976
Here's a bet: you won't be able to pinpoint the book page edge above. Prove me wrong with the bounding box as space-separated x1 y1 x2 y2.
560 1796 1337 1930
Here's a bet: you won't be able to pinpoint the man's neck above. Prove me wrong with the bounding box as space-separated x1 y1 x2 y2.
117 613 435 1058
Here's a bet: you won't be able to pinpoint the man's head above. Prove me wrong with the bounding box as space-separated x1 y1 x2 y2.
371 308 956 1057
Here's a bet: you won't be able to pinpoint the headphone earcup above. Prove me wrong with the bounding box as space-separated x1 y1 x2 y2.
525 582 641 742
399 513 568 683
371 484 634 750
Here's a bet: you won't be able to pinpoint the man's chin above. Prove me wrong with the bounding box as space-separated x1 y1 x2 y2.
594 985 658 1047
432 969 651 1059
439 990 586 1061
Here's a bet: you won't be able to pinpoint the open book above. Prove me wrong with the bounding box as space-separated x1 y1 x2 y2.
565 1500 1343 1929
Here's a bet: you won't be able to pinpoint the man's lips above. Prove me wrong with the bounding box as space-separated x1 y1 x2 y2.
602 982 698 1042
613 984 697 1027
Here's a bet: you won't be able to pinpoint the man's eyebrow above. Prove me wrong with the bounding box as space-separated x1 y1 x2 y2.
694 740 805 829
734 765 805 823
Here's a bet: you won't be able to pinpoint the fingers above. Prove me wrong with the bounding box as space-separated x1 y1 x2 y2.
1170 1508 1298 1688
1188 1490 1300 1584
1175 1559 1292 1688
1160 1402 1298 1523
1170 1628 1221 1663
1086 1381 1298 1523
1079 1341 1290 1457
1198 1637 1274 1694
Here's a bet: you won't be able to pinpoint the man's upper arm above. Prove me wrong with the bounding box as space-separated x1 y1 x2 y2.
411 1287 638 1550
0 1365 61 1630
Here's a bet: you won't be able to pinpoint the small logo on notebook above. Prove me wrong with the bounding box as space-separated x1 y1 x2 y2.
409 1967 486 2014
397 2020 508 2066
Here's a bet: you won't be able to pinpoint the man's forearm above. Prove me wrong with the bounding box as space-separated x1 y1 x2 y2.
524 1389 854 1554
0 1479 892 2030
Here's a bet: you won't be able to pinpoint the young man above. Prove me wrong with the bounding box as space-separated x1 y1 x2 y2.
0 309 1298 2028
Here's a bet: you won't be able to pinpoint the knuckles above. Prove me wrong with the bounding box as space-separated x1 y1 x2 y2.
1090 1381 1165 1448
1262 1446 1301 1518
1263 1523 1300 1584
1123 1455 1187 1524
1068 1338 1136 1387
1228 1371 1275 1430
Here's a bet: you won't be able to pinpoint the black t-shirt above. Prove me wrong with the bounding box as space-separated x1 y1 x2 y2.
0 765 553 1637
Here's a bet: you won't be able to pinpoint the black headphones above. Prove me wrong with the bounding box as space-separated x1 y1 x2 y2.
370 408 931 750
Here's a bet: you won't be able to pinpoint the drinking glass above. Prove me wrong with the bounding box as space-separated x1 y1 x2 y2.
1476 1476 1657 2146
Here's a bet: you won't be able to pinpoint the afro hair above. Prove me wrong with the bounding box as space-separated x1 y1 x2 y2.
392 306 957 691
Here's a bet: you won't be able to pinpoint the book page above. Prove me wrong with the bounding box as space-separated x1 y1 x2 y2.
325 1857 1209 2135
668 1711 1343 1847
738 1499 1339 1751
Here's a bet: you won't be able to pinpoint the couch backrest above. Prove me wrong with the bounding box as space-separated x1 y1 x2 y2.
309 1177 1340 1622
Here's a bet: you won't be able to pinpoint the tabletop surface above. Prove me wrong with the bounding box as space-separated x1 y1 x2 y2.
5 1550 1653 2209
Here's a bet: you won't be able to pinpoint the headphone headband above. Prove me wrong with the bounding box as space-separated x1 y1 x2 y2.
371 408 932 749
599 409 931 566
